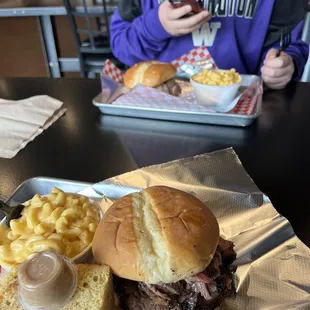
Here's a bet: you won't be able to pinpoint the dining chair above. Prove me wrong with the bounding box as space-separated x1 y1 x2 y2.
63 0 125 78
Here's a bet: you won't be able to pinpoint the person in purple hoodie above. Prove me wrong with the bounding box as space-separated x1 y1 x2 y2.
110 0 309 90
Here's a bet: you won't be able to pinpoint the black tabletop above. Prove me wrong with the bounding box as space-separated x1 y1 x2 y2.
0 77 310 247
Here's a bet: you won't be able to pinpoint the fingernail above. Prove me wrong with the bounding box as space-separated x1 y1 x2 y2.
186 5 192 11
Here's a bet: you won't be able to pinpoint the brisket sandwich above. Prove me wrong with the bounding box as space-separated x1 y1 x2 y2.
93 186 236 310
123 61 182 96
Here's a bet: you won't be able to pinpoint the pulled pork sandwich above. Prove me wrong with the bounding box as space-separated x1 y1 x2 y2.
123 61 182 96
93 186 236 310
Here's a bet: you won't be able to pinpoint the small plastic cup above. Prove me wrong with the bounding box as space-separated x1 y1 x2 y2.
18 250 77 310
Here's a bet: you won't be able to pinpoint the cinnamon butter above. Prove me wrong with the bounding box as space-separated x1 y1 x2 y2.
18 250 77 310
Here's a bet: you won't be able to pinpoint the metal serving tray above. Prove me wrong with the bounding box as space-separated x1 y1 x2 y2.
92 75 262 127
5 177 93 207
2 177 126 221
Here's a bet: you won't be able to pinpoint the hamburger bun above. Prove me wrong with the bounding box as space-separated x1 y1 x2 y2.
92 186 219 284
123 61 177 89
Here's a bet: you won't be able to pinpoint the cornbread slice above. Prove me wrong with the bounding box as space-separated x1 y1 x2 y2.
0 264 115 310
63 264 114 310
0 268 19 309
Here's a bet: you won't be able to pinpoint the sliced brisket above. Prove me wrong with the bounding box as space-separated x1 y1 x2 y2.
114 237 236 310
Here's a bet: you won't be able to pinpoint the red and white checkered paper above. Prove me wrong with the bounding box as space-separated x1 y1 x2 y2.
171 46 217 69
112 82 261 115
103 59 124 83
102 47 216 83
101 48 261 115
231 86 260 115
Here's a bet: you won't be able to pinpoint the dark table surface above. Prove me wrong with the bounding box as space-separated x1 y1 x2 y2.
0 77 310 247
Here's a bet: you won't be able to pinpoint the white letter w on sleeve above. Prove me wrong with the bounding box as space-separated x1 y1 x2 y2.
192 22 221 47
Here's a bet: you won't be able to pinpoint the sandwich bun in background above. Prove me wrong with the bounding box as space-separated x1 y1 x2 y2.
123 61 182 96
123 61 176 88
92 186 219 284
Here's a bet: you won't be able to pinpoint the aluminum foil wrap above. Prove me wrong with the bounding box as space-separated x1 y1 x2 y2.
178 60 215 79
80 148 310 309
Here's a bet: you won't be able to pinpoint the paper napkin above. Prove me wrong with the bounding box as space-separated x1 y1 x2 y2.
0 95 66 159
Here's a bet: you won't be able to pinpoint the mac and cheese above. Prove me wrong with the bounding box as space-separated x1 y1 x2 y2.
192 69 241 86
0 187 100 267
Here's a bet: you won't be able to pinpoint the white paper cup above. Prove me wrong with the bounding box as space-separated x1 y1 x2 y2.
190 76 241 112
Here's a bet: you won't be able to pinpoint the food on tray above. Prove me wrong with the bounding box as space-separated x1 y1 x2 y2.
192 69 241 86
123 61 182 96
0 187 100 267
93 186 236 310
0 259 115 310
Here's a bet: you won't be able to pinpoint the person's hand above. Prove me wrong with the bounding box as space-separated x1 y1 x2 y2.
158 0 211 36
261 49 295 90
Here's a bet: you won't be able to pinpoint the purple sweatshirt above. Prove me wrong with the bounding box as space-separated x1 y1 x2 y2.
110 0 309 80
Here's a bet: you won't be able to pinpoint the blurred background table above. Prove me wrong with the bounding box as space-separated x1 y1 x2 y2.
0 77 310 247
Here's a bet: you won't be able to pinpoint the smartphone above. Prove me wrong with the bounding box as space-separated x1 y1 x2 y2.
169 0 204 14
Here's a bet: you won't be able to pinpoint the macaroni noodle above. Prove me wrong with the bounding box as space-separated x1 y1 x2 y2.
0 187 100 267
192 69 241 86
